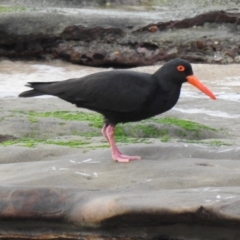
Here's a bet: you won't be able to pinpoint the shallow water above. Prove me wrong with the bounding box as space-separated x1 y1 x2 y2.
0 60 107 98
174 107 240 118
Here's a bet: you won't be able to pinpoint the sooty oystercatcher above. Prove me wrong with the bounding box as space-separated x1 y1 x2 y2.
19 59 216 162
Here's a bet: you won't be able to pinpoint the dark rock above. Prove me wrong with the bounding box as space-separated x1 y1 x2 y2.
0 135 18 143
0 9 240 66
62 25 125 42
195 40 206 50
135 10 240 32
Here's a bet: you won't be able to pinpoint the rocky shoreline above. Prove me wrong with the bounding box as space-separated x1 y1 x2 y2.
1 1 240 239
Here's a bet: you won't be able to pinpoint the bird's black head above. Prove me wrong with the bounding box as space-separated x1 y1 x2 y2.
153 58 216 100
154 58 193 86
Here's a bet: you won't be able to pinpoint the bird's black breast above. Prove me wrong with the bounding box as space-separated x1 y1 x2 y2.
97 84 181 125
68 70 159 124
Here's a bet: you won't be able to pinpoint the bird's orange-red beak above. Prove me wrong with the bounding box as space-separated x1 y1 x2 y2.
187 75 216 100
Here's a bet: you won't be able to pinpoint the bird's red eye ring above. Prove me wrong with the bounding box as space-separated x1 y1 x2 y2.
177 65 185 72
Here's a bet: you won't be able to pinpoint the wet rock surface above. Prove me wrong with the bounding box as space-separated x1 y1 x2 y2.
0 6 240 66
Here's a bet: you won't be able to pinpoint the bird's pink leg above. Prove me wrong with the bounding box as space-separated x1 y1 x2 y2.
102 124 141 162
101 124 121 155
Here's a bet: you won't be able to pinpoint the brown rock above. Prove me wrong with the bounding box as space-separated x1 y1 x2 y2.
196 40 206 50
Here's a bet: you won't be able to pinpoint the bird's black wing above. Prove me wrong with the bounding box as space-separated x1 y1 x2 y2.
29 70 156 113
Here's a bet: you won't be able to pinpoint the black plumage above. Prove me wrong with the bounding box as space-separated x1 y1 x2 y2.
19 59 216 162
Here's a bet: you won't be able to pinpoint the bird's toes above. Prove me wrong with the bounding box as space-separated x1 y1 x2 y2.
121 155 141 160
112 154 129 163
114 158 130 163
112 154 141 162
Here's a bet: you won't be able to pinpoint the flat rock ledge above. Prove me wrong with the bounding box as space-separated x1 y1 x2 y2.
0 10 240 67
1 186 240 240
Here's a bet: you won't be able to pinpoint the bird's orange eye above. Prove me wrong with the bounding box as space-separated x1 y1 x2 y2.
177 65 185 72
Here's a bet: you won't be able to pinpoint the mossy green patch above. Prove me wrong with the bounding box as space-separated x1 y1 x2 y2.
1 138 91 148
27 111 103 128
0 6 26 12
153 117 216 132
1 138 36 148
131 124 163 138
44 140 90 148
207 140 232 146
6 110 220 148
13 110 216 133
161 135 170 142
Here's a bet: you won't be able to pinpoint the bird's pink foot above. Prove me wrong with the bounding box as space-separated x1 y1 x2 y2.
112 153 141 163
102 124 141 163
120 155 141 160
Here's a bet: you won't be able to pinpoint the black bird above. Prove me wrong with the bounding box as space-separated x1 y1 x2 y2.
19 59 216 162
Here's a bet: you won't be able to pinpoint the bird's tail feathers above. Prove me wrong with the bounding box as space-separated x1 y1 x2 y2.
26 81 58 87
19 89 45 98
19 81 61 98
